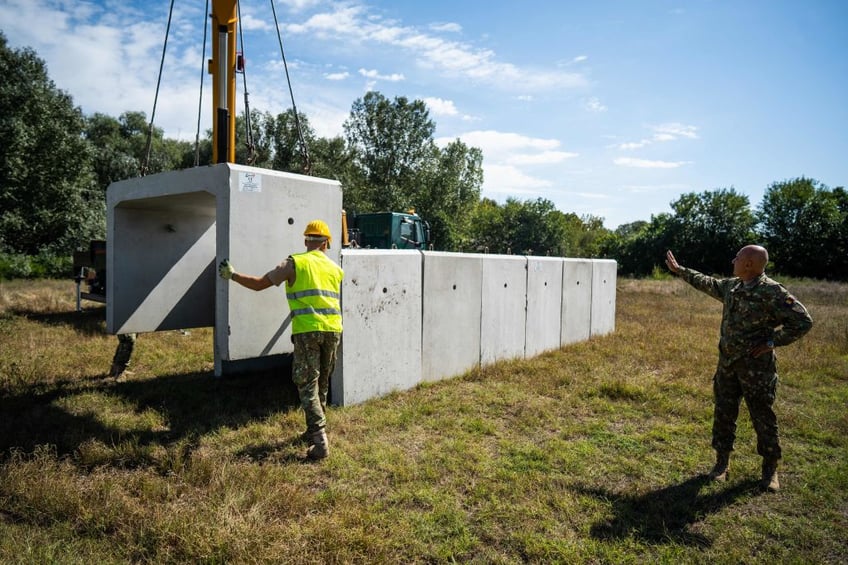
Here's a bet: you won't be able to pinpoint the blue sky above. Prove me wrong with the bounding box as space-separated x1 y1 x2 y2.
2 0 846 229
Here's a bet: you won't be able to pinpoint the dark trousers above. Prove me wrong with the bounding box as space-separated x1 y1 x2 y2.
712 352 780 460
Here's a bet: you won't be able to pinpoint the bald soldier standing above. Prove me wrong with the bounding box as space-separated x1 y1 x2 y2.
665 246 812 491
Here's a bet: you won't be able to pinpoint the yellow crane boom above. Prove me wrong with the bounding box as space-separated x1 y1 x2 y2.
210 0 238 163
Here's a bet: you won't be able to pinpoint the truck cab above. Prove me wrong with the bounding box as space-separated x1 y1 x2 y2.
347 211 431 250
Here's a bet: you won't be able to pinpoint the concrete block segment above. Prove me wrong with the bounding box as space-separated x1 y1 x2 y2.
480 255 528 366
422 251 484 382
525 256 565 357
105 164 342 375
591 260 617 336
332 250 423 406
561 259 593 345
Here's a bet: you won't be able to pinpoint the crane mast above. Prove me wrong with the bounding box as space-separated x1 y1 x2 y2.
210 0 238 163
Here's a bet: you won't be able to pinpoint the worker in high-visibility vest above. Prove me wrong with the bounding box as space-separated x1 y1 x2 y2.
219 219 343 460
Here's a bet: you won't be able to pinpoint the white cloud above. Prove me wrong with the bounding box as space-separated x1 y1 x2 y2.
238 13 273 32
585 97 607 112
616 140 651 150
615 122 699 150
423 97 458 116
430 22 462 33
654 122 699 139
483 164 553 196
453 130 562 158
282 0 324 12
286 4 588 92
614 158 691 169
324 71 350 81
358 68 405 81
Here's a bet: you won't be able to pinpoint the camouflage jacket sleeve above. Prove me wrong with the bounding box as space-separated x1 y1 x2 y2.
676 266 732 303
767 283 814 347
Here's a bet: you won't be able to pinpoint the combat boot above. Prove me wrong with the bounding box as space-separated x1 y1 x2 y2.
306 429 329 460
761 458 780 492
708 451 730 482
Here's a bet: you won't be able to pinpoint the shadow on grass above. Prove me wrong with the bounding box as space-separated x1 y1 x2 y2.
10 305 107 336
0 362 302 465
576 475 762 547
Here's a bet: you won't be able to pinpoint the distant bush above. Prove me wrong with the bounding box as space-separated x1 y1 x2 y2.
0 253 73 280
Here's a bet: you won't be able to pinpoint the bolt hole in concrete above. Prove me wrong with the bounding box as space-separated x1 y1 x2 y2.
287 217 294 224
452 284 457 290
382 287 388 293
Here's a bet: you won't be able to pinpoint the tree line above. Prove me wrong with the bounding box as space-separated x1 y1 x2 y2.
1 33 846 280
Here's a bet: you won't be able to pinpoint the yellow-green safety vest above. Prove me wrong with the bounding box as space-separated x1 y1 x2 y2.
286 250 343 334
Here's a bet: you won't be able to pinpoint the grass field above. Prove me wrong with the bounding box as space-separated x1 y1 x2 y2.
1 276 846 564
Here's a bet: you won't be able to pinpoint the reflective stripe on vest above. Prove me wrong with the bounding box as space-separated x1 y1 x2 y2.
285 250 343 334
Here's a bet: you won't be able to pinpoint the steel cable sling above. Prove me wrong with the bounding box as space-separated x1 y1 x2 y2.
141 0 175 176
269 0 311 174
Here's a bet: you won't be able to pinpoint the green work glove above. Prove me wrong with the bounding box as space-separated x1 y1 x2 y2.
219 259 235 280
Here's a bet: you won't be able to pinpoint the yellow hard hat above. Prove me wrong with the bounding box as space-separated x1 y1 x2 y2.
303 219 332 243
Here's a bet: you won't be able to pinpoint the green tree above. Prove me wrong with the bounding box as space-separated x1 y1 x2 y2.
758 177 845 279
469 197 570 256
669 188 756 275
0 33 101 255
343 91 437 213
86 111 193 191
603 215 674 276
415 139 483 250
342 91 483 250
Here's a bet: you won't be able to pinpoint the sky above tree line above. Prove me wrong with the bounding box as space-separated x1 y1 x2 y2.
1 0 845 229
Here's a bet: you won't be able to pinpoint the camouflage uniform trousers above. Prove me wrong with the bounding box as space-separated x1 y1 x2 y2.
712 351 781 460
292 331 341 433
112 333 137 370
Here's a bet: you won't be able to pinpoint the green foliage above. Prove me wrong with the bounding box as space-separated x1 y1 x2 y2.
0 252 72 280
758 178 848 279
413 138 483 250
85 111 192 191
342 92 483 250
0 32 101 255
603 214 676 276
668 188 757 275
468 197 610 257
343 92 438 213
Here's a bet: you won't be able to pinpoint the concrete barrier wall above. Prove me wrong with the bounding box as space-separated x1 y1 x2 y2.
335 251 617 406
591 260 617 336
480 255 527 366
525 257 565 357
561 259 593 345
421 252 484 382
333 250 423 406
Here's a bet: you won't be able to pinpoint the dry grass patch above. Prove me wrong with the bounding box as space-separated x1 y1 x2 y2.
1 277 847 563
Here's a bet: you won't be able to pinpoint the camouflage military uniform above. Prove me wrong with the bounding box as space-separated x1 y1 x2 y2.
292 331 341 433
677 268 813 459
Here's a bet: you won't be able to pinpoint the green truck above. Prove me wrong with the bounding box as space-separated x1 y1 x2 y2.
344 211 432 250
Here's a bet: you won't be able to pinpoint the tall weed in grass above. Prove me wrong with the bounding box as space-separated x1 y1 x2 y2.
1 277 847 563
